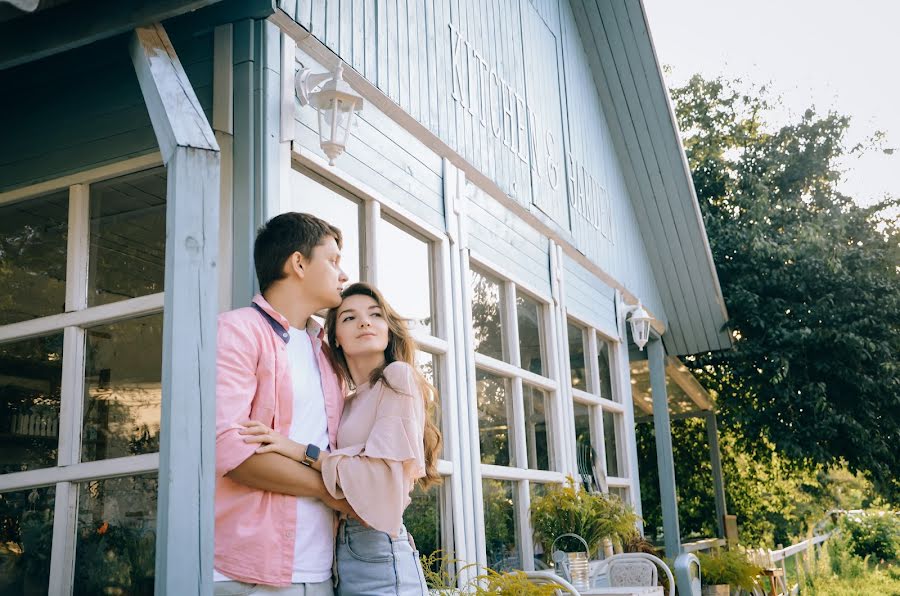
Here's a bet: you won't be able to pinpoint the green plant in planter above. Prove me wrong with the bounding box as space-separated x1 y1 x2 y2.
530 477 639 559
419 551 565 595
696 549 761 591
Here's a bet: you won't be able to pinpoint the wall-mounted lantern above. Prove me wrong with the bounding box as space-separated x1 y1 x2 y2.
622 300 653 351
295 62 364 165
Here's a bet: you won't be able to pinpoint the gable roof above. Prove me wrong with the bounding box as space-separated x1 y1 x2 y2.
570 0 731 356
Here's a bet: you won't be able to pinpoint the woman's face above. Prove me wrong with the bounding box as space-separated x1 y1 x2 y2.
334 294 390 358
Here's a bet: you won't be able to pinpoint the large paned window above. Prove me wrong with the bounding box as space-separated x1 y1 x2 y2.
566 319 629 500
0 165 165 594
470 265 563 571
291 165 454 570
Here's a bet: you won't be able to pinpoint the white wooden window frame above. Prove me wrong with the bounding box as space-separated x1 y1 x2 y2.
564 312 632 502
288 149 463 567
466 253 566 572
0 155 166 594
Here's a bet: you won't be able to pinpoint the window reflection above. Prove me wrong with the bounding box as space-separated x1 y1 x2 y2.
82 315 162 462
405 483 449 577
470 269 504 361
378 218 433 333
415 350 441 456
74 474 157 595
567 322 586 390
0 191 68 325
89 168 166 306
476 370 513 467
523 384 551 471
604 411 621 477
0 486 55 594
482 479 520 571
597 337 613 400
0 333 63 473
291 168 362 283
573 402 598 491
516 292 543 375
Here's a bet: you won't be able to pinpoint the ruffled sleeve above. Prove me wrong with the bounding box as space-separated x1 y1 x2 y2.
321 362 426 537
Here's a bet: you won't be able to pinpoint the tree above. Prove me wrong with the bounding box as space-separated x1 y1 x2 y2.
672 75 900 501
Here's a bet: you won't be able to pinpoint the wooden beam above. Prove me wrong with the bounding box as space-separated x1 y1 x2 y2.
129 22 219 596
665 356 714 411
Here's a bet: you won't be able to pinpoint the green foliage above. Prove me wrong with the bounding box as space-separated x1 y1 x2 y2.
672 74 900 502
696 549 761 589
842 512 900 563
530 478 639 558
801 525 900 595
419 552 567 595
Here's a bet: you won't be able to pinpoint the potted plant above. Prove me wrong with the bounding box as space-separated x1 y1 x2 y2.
530 477 640 560
696 549 761 596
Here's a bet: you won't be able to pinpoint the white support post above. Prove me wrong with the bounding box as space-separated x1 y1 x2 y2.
648 337 682 558
130 22 219 596
364 199 380 285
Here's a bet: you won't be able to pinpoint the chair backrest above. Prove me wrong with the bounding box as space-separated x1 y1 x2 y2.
673 552 702 596
523 571 581 595
607 557 657 587
593 552 675 596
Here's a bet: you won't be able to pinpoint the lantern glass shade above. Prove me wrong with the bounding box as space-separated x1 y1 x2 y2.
312 88 362 165
629 305 652 350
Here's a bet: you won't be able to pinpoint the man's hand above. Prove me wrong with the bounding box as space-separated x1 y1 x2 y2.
322 493 368 527
239 421 304 461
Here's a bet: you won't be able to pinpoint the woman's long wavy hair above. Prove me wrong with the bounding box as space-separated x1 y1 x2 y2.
325 282 442 489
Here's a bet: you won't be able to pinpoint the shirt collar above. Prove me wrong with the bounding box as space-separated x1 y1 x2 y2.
251 294 327 346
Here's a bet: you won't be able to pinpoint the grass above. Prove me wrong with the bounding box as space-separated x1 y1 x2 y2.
795 530 900 595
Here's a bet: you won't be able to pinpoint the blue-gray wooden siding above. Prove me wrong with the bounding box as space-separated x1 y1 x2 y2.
284 0 668 323
0 32 213 193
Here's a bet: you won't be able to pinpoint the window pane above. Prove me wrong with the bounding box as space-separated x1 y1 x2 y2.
529 482 553 569
82 315 162 462
291 169 362 283
476 370 513 467
516 291 544 375
405 483 449 578
597 338 613 400
567 322 586 390
415 351 442 457
523 384 551 471
0 191 68 325
0 333 63 473
609 486 629 504
378 218 433 333
573 402 598 491
470 269 504 360
74 474 157 595
89 168 166 306
604 411 621 477
0 486 55 594
482 479 520 571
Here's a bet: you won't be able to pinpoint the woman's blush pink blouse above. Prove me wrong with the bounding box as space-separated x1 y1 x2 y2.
321 361 427 537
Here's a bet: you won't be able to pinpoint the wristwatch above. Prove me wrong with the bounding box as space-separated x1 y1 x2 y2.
301 443 321 467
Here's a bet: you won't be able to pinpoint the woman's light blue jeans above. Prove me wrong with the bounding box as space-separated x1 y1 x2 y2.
335 518 428 595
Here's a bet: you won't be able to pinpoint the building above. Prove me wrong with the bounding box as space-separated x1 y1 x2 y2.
0 0 731 592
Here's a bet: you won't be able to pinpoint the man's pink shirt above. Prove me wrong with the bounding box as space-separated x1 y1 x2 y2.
215 294 344 585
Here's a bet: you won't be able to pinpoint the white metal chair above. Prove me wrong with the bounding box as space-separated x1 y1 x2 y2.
591 552 675 596
524 571 582 595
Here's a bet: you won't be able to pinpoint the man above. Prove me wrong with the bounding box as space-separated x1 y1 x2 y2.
214 212 351 595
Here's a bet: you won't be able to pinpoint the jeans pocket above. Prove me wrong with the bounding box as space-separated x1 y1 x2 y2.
213 580 257 596
345 529 394 563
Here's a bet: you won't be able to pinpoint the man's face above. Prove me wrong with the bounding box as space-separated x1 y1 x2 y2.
300 236 348 309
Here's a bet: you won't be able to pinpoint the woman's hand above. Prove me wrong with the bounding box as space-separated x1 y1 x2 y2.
239 421 304 462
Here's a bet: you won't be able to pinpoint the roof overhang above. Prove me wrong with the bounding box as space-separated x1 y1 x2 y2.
569 0 731 356
0 0 275 71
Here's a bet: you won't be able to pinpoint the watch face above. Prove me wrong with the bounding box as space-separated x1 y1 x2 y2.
306 444 321 461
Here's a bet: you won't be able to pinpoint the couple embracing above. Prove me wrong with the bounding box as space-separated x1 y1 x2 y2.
214 212 441 595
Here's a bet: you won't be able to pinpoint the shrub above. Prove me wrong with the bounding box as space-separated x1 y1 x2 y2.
696 549 761 590
843 512 900 563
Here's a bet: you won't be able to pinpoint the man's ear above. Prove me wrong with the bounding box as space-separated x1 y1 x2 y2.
286 251 306 280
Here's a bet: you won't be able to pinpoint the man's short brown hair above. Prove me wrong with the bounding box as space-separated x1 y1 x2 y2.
254 212 343 294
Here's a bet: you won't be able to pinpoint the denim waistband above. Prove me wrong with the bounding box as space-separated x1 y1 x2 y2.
337 518 408 543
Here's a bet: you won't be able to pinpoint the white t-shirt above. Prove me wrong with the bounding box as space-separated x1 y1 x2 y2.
214 324 334 584
285 325 334 583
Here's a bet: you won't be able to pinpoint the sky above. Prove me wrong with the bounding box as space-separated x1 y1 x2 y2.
643 0 900 209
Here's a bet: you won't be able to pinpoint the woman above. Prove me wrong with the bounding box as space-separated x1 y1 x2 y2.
240 282 442 595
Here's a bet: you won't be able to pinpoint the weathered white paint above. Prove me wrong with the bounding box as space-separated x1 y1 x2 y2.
0 453 160 493
130 22 219 596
